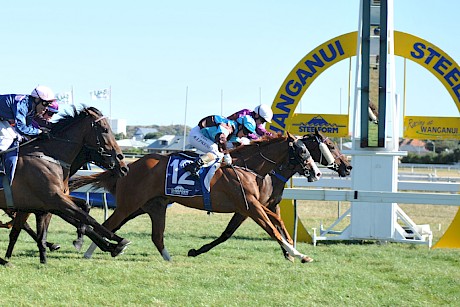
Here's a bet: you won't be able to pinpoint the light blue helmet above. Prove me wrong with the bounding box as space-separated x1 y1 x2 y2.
236 115 256 134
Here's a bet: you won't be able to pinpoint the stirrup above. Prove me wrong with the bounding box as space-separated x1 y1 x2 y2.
184 162 200 178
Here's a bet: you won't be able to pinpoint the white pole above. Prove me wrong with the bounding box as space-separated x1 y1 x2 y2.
183 86 188 151
220 89 223 116
259 87 262 105
352 0 364 147
71 86 75 105
109 86 112 122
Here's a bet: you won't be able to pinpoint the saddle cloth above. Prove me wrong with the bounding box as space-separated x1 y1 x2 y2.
165 153 220 211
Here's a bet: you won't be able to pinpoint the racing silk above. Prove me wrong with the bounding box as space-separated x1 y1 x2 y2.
0 94 41 136
227 108 272 140
199 115 241 149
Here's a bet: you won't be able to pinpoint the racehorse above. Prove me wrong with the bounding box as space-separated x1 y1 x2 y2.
187 129 352 259
4 145 115 260
70 133 319 263
0 107 130 266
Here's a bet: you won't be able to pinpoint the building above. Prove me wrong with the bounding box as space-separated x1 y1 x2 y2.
145 135 196 154
116 138 154 151
110 118 127 135
133 127 158 141
399 139 431 155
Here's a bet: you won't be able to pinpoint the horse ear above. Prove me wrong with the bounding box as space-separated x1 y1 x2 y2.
315 127 320 136
286 131 293 140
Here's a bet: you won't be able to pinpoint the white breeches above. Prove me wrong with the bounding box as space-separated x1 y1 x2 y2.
0 121 19 152
188 126 224 160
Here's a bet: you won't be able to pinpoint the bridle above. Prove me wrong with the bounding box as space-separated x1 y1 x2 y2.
305 134 343 172
37 113 122 170
254 137 312 178
82 117 122 170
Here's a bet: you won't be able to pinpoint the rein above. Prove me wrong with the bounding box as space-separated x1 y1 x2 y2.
229 165 250 210
229 137 311 210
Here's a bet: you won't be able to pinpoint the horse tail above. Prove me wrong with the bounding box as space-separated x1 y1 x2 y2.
69 171 119 195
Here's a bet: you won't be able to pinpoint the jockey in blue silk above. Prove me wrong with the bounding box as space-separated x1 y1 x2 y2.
0 85 56 184
185 115 257 178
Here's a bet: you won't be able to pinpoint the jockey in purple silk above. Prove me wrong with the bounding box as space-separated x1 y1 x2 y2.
32 100 59 129
227 104 273 141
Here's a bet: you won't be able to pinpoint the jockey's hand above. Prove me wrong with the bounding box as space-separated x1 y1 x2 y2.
223 154 232 165
38 130 51 140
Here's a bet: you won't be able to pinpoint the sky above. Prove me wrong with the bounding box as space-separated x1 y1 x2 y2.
1 1 459 128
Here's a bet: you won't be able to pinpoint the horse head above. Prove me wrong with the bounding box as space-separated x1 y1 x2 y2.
286 131 321 182
231 132 320 180
301 128 352 177
50 107 129 178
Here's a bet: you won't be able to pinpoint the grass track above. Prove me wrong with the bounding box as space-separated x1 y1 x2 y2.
0 204 459 306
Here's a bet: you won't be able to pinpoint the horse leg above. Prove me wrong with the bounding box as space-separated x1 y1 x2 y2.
5 211 60 259
142 199 170 261
20 212 60 252
35 212 49 264
188 213 248 257
0 257 12 267
41 213 61 251
49 201 130 258
5 212 29 259
84 208 145 259
263 206 295 262
71 197 91 251
245 200 313 263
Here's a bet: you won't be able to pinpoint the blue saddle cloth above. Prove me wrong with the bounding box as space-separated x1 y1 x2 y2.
165 154 219 211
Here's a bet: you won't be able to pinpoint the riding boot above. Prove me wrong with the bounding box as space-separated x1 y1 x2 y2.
0 158 5 176
184 157 204 178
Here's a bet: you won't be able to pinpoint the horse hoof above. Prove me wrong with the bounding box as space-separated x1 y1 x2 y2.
73 240 83 252
187 249 198 257
285 255 295 263
111 239 131 257
301 256 314 263
49 244 61 252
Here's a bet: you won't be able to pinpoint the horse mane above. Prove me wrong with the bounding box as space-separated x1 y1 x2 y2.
50 107 103 135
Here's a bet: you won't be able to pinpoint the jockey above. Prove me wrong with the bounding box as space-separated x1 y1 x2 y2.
32 100 59 129
227 104 273 141
0 85 56 184
185 115 257 178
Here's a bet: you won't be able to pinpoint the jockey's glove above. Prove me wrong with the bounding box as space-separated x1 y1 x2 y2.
223 154 232 165
38 130 52 140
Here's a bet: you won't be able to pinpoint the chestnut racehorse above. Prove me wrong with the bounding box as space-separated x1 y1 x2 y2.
187 129 352 259
71 133 319 263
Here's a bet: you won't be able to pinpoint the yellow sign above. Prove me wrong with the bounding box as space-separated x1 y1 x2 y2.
269 31 460 141
286 113 349 137
394 32 460 112
404 116 460 140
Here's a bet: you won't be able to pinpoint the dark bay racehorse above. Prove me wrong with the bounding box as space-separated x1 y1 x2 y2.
187 129 352 259
4 145 117 260
0 107 130 266
71 133 319 263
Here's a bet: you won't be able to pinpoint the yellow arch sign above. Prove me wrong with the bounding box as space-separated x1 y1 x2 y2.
269 31 460 134
274 31 460 244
